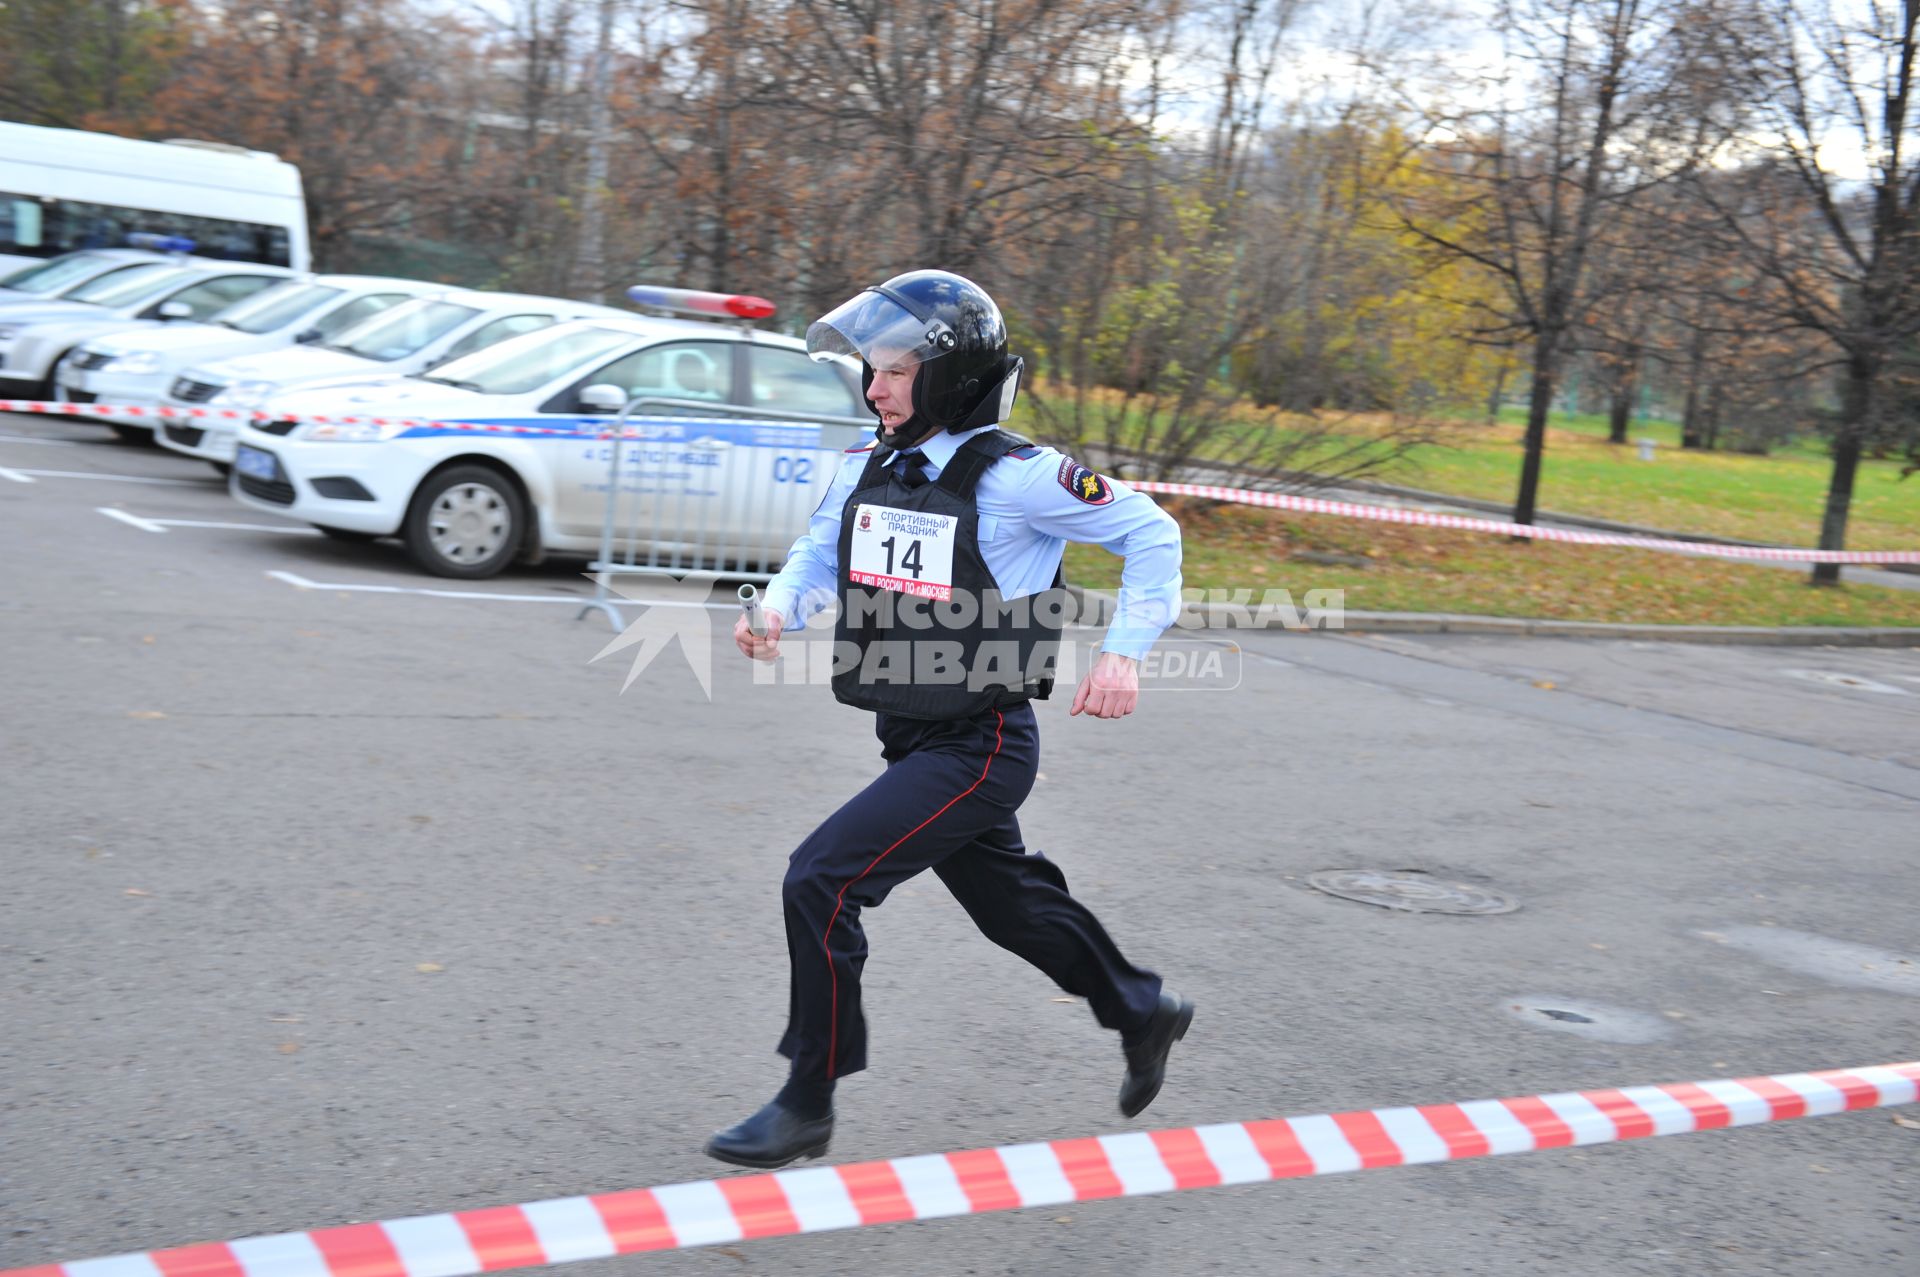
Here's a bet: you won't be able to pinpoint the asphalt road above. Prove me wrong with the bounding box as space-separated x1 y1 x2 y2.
4 410 1917 1277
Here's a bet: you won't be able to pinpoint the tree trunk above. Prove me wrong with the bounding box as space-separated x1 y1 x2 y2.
1811 354 1873 586
1513 331 1558 528
1607 358 1637 444
1679 332 1707 449
1486 363 1509 425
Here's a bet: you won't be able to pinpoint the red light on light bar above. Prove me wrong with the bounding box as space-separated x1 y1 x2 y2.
626 286 776 320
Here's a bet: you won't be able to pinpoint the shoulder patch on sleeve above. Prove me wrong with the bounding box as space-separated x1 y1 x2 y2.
1005 444 1042 459
1056 455 1115 505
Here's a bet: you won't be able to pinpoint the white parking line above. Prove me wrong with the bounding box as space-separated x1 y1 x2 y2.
0 465 34 483
97 507 167 533
268 569 735 608
12 467 206 486
0 433 84 446
166 517 320 535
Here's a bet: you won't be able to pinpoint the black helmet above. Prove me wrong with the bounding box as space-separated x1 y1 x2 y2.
806 269 1023 443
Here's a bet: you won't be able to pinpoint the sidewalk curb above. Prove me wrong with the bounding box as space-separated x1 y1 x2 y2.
1065 585 1920 647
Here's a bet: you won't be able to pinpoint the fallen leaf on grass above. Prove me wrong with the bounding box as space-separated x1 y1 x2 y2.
1892 1115 1920 1131
123 888 151 897
415 963 444 974
1532 680 1556 691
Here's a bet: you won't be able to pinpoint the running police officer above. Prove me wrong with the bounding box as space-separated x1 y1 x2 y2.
707 269 1193 1169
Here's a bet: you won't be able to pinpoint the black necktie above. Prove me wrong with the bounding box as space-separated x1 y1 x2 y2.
894 450 929 489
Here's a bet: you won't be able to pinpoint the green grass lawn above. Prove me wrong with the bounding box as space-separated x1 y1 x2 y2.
1022 385 1918 624
1396 415 1919 550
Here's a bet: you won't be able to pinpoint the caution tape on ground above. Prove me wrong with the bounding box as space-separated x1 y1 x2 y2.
4 1062 1914 1277
1131 481 1920 565
5 399 1914 564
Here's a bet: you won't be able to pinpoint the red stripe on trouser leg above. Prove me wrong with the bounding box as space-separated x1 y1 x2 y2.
1149 1128 1222 1189
715 1176 801 1239
1581 1090 1656 1139
1659 1082 1732 1128
590 1189 676 1253
1051 1138 1124 1200
835 1161 916 1225
821 710 1005 1079
946 1149 1021 1211
151 1243 247 1277
1331 1111 1404 1168
1499 1096 1575 1147
1416 1104 1492 1158
1241 1120 1314 1178
1809 1069 1883 1109
1733 1076 1808 1120
455 1206 544 1270
308 1224 407 1277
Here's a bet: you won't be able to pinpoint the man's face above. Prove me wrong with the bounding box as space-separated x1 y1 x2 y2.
866 351 917 438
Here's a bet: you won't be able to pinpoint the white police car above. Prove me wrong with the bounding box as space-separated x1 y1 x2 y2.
58 274 434 445
0 247 179 307
160 289 632 464
0 255 293 404
228 290 870 578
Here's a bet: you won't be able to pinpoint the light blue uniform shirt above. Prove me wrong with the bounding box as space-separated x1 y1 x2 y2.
764 425 1184 660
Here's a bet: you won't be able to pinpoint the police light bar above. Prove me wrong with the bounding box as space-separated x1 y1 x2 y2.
126 232 196 254
626 285 776 320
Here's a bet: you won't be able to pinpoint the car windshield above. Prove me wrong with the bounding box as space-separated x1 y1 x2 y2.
325 300 479 361
0 253 116 294
420 324 637 395
67 263 190 307
216 282 344 334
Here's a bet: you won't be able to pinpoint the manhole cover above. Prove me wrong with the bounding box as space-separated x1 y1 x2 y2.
1307 870 1519 915
1780 669 1908 696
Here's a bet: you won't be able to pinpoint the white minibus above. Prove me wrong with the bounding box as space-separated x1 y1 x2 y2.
0 122 309 274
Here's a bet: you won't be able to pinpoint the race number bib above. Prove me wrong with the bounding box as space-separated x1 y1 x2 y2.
848 504 958 600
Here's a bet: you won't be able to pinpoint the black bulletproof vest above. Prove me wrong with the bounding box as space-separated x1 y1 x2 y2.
833 430 1067 720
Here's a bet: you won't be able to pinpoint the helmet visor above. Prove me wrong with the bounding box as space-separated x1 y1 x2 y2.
806 288 957 369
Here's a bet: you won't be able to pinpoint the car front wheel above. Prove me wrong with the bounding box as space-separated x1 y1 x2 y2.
403 465 523 579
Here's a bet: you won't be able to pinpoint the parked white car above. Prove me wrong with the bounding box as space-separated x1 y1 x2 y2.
0 257 293 404
159 289 633 464
0 248 177 307
228 307 868 578
55 274 437 453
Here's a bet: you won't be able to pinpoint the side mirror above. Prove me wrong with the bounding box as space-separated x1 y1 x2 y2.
293 327 322 344
578 383 627 413
158 301 193 321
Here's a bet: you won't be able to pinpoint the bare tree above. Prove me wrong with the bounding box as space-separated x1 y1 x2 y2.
1693 0 1920 583
1391 0 1736 525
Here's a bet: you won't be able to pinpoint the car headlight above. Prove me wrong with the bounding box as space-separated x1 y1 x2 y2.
295 420 412 442
217 379 282 407
103 351 162 375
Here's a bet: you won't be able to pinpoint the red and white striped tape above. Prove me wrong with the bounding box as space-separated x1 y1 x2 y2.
4 1062 1914 1277
5 399 1914 563
1132 480 1920 565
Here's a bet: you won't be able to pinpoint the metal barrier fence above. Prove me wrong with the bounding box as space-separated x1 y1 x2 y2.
578 396 873 630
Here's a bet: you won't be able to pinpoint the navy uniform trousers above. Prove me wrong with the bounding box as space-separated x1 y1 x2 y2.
777 699 1164 1081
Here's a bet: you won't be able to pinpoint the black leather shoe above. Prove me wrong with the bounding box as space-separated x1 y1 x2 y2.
1119 990 1194 1118
703 1100 834 1169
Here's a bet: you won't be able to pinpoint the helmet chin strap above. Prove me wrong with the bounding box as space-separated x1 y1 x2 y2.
874 415 940 451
